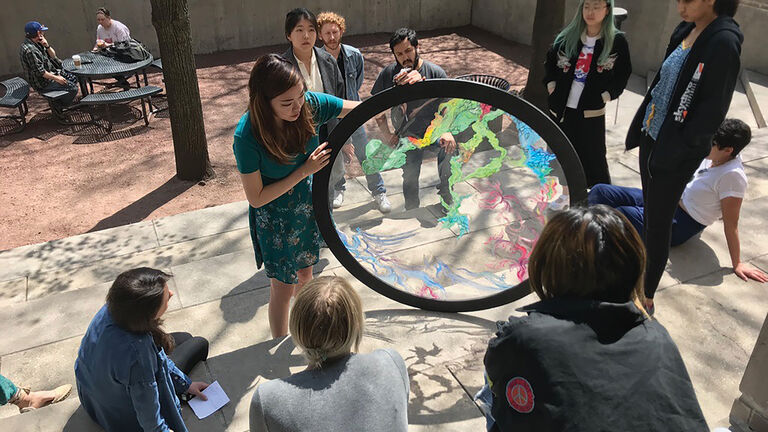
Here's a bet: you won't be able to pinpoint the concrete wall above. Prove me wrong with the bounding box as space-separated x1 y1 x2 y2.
0 0 472 77
471 0 768 76
3 0 766 78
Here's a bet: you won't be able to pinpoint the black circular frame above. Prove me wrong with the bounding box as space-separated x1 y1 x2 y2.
313 79 587 312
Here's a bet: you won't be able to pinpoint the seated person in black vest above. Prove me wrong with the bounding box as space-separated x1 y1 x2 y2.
477 205 707 431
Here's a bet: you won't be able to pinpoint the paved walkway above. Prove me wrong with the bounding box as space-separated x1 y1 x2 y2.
1 76 768 431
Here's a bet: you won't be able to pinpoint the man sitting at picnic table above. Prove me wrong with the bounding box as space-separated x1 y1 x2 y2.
19 21 78 109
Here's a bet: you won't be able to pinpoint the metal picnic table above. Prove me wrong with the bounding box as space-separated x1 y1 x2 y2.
62 51 154 96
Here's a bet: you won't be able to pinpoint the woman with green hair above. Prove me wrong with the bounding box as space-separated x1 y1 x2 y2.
544 0 631 187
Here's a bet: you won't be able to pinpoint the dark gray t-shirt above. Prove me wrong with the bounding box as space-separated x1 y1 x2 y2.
371 60 447 139
249 349 409 432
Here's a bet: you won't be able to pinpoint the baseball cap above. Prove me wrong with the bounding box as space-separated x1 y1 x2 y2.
24 21 49 37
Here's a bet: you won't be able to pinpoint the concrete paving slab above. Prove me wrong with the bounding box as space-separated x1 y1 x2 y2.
407 363 484 431
605 74 648 141
26 229 251 301
154 201 249 247
183 361 228 431
0 221 158 282
0 276 26 306
0 276 180 357
662 195 768 289
729 82 760 129
656 269 768 428
738 128 768 164
161 287 273 359
616 147 640 174
335 176 377 206
745 70 768 126
0 336 81 420
742 163 768 201
171 249 270 308
609 158 643 189
0 397 99 432
206 336 304 432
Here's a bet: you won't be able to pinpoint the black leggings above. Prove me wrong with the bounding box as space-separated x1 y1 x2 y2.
561 108 610 187
169 332 209 375
639 136 701 299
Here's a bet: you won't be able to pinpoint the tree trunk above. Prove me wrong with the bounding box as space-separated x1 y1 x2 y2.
150 0 214 181
524 0 566 111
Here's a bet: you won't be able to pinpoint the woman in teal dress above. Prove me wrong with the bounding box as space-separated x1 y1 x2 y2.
233 54 362 338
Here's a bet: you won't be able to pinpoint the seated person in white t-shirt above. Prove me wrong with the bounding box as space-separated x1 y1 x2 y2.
92 7 131 50
589 118 768 283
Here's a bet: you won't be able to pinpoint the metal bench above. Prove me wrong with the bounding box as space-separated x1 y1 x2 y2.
80 86 163 133
456 74 511 92
0 77 30 133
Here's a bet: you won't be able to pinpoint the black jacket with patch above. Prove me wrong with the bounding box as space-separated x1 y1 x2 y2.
543 32 632 121
625 17 743 176
484 298 707 432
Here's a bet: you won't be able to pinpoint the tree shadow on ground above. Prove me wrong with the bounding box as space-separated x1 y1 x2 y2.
88 176 196 233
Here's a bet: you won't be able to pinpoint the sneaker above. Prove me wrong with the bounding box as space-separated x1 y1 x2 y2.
373 192 392 213
332 189 344 209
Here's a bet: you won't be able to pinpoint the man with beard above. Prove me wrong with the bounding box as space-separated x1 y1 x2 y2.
371 28 457 213
318 11 391 213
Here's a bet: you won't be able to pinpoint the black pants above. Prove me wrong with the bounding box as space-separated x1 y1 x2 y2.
169 332 209 376
561 108 610 188
639 135 700 299
403 142 453 210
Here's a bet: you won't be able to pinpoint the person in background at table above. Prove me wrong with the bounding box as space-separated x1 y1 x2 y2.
93 7 131 50
624 0 744 315
250 276 409 432
590 119 768 285
544 0 631 188
478 206 707 431
317 11 392 213
0 374 71 414
92 7 132 90
19 21 78 109
76 268 210 432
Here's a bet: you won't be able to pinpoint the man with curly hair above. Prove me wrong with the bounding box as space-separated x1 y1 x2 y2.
317 11 391 214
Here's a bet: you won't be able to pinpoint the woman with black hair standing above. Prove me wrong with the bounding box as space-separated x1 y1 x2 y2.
625 0 744 314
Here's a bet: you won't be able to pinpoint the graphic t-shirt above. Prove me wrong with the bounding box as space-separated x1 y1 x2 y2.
566 35 597 109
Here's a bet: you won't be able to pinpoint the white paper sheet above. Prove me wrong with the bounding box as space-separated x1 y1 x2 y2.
187 380 230 419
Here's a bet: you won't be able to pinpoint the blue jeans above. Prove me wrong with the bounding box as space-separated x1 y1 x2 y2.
474 383 496 431
588 184 706 247
333 128 386 195
41 70 79 107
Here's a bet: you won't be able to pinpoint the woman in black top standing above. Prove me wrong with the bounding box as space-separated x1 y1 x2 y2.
544 0 632 187
625 0 743 314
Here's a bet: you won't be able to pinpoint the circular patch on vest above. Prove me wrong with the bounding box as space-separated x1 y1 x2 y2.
505 376 535 413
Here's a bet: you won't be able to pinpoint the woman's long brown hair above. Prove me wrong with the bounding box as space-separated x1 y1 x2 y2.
248 54 315 164
106 267 175 353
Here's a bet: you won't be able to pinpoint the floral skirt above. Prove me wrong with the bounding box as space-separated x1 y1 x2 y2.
248 176 323 284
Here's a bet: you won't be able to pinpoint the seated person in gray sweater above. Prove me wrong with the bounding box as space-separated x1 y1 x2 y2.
249 276 409 432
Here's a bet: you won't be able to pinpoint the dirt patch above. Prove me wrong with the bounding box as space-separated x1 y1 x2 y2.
0 26 530 250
